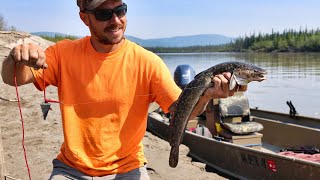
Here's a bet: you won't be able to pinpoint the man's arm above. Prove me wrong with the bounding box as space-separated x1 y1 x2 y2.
1 43 47 86
169 72 247 120
1 55 35 86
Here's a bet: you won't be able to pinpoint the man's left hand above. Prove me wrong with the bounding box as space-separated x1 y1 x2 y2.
202 72 247 100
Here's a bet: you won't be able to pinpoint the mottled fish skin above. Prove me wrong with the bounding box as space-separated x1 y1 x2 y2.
168 61 267 168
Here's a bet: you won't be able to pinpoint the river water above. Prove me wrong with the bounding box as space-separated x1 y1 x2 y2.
158 52 320 118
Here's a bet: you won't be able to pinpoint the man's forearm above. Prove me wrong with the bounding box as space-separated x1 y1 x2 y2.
1 55 35 86
168 96 210 121
189 96 210 120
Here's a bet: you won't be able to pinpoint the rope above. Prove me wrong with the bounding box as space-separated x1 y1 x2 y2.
14 64 32 180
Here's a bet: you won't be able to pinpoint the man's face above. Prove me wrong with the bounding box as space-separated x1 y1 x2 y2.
86 0 126 45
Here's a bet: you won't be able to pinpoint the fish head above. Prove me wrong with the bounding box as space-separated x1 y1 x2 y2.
229 64 267 90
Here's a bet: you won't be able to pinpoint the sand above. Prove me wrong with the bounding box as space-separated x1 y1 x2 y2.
0 31 226 180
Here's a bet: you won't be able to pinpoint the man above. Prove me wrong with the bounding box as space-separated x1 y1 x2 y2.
1 0 246 179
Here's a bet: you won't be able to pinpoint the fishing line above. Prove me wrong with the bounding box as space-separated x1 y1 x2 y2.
40 81 241 106
39 71 248 107
12 62 241 179
43 85 205 106
14 63 32 180
43 69 60 104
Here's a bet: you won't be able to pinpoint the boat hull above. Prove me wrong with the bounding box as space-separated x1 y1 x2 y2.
147 113 320 180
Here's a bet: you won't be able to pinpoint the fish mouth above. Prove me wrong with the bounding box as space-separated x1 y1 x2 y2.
255 71 268 81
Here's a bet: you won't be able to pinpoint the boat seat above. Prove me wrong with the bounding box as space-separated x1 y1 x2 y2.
218 93 263 135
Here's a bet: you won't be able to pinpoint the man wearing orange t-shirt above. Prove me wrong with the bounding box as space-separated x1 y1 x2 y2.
1 0 246 179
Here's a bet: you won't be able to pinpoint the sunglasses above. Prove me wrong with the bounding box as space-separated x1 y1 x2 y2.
85 3 127 21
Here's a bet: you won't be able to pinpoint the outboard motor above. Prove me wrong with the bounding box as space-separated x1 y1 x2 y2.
174 64 196 89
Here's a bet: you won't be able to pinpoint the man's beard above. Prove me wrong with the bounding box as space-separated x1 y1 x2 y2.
90 21 125 45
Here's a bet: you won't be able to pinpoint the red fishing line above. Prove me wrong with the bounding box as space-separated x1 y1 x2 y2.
43 69 60 103
14 63 32 180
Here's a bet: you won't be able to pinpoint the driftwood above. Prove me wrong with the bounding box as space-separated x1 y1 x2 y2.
0 97 18 102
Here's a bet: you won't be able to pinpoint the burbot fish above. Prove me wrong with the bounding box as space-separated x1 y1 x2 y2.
169 61 267 167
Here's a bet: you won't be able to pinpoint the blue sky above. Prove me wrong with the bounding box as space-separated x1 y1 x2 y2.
0 0 319 39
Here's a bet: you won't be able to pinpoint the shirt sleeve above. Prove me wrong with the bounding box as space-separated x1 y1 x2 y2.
30 44 59 91
149 55 181 113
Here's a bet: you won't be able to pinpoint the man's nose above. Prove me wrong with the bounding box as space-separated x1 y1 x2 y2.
109 13 121 23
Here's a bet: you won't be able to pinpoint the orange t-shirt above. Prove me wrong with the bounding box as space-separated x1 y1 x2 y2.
31 37 181 176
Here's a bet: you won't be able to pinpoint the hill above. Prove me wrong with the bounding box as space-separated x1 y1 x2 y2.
31 31 72 38
125 34 233 47
31 31 233 47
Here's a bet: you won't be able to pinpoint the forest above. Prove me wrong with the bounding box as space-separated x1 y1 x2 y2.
147 28 320 53
31 28 320 53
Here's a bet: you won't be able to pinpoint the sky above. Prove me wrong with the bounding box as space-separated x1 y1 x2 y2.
0 0 319 39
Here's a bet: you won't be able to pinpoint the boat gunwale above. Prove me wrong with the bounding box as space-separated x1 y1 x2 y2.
183 128 320 167
250 108 320 123
147 112 320 167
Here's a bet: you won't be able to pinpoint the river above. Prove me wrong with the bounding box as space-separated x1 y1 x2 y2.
158 52 320 118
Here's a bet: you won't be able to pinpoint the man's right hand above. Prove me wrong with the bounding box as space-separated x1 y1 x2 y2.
10 43 48 70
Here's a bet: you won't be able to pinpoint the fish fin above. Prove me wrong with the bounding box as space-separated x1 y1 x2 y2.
229 74 237 90
230 73 249 90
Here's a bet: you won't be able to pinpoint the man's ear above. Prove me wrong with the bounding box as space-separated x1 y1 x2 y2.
79 12 90 26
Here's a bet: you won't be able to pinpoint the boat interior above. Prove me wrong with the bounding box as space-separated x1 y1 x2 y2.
185 92 320 156
149 91 320 157
147 92 320 179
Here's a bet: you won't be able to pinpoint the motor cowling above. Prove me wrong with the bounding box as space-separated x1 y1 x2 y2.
174 64 196 89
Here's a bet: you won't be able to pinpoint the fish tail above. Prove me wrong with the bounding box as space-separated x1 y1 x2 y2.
168 122 175 146
169 145 179 167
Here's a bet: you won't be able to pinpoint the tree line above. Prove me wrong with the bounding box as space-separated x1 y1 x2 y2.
43 28 319 52
146 28 320 53
145 45 228 53
1 13 319 52
229 28 320 52
39 34 78 42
